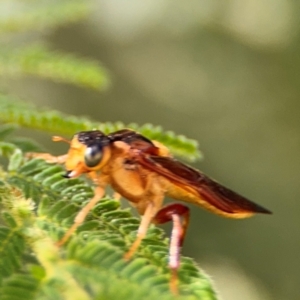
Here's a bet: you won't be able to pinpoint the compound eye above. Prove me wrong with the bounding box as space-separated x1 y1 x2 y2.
84 144 103 167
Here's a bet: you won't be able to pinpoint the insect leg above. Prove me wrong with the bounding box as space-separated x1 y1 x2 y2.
26 135 71 163
56 185 105 246
153 203 190 295
113 192 122 201
124 202 157 260
26 153 68 164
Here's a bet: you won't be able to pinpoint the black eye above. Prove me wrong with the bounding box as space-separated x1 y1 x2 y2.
84 144 103 167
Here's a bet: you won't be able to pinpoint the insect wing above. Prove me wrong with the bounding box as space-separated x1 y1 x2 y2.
138 155 271 215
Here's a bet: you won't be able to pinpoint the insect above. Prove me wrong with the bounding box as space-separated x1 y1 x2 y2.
28 129 271 294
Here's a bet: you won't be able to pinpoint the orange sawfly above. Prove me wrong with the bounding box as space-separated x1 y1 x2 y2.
28 129 271 294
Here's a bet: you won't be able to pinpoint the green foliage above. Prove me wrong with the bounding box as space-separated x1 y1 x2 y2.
0 125 45 154
0 0 91 34
0 0 109 92
0 95 202 161
0 44 109 90
0 146 218 300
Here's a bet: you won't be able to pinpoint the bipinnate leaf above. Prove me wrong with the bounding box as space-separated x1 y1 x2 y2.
0 146 218 300
0 95 202 161
0 45 109 90
0 0 91 34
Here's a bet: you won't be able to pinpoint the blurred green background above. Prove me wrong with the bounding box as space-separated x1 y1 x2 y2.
3 1 300 299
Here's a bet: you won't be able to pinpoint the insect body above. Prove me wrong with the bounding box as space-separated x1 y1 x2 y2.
29 129 271 294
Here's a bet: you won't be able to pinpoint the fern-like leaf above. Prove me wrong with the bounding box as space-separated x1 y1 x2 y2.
0 45 109 90
0 0 91 34
0 145 218 300
0 96 201 161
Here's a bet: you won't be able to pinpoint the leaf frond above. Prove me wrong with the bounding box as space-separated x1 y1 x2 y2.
0 274 39 300
0 44 109 90
0 0 91 34
0 151 218 300
0 96 202 161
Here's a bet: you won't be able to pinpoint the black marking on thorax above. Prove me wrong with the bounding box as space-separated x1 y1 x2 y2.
77 130 110 146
